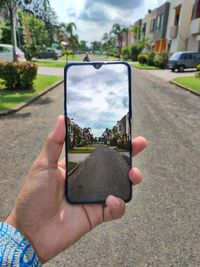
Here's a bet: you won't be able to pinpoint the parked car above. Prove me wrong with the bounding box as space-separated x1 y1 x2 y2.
0 44 26 62
36 48 59 60
167 51 200 72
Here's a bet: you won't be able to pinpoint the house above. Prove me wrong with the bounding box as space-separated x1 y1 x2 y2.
166 0 196 54
188 0 200 52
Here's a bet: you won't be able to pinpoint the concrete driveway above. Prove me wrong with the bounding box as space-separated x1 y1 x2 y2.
141 68 196 82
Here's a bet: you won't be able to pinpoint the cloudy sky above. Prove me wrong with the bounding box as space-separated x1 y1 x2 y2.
66 63 129 137
50 0 166 44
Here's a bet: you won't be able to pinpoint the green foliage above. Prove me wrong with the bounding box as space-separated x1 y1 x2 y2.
196 64 200 72
153 52 169 69
130 44 141 61
66 49 73 55
138 54 149 64
0 61 37 89
122 47 130 60
0 23 12 44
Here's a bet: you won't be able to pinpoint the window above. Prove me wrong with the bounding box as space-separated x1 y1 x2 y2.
174 5 181 26
0 47 9 53
150 19 156 32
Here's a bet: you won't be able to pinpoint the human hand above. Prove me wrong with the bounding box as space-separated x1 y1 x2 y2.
6 115 147 263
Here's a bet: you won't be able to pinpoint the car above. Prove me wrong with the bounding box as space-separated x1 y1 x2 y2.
0 44 26 62
36 48 59 60
167 51 200 72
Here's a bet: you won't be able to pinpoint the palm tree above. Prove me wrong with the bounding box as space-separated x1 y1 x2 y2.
110 23 127 58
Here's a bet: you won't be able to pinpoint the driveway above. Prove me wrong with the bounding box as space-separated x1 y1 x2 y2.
142 68 196 82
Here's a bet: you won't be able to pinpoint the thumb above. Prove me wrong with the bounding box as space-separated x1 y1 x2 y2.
36 115 66 169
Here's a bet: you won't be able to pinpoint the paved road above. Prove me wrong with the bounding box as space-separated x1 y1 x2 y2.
68 144 130 202
0 69 199 266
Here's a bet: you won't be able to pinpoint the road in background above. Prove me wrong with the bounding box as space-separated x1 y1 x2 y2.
0 68 199 266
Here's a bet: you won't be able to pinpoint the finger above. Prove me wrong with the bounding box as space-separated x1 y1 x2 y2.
58 159 66 170
103 195 125 222
132 136 147 157
129 167 142 185
37 115 66 169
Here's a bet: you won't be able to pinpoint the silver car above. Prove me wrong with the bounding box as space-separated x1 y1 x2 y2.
167 51 200 72
0 44 26 62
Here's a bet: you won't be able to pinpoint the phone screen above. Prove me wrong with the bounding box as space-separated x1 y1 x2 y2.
64 62 132 204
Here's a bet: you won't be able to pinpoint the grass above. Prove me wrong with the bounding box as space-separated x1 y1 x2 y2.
114 147 129 152
133 63 159 70
33 60 66 68
68 146 95 154
68 161 78 172
0 74 62 112
59 55 83 61
172 77 200 94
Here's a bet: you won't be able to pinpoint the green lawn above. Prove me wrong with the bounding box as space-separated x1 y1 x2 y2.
173 77 200 94
133 63 159 70
59 55 83 61
33 60 66 68
0 74 62 112
68 162 78 172
68 146 95 154
114 147 129 152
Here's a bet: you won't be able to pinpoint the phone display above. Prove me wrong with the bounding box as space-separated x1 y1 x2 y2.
64 62 132 204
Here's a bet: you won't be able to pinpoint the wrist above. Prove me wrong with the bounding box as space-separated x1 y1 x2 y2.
0 221 41 266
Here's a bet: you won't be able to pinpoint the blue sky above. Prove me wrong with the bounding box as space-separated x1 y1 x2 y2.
66 64 129 137
50 0 166 44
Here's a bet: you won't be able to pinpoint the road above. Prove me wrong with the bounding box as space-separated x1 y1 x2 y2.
68 144 130 202
0 68 199 266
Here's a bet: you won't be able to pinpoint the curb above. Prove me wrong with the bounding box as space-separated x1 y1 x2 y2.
68 163 79 176
170 80 200 97
0 79 64 116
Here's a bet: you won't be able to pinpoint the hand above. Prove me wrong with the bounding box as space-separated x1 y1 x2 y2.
6 116 147 263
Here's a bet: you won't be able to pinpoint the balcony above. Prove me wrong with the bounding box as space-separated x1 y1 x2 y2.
190 18 200 34
170 25 178 38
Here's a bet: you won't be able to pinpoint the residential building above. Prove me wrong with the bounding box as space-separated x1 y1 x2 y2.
151 2 170 52
166 0 196 54
188 0 200 52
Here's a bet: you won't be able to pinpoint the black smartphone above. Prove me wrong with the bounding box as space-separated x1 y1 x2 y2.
64 61 132 204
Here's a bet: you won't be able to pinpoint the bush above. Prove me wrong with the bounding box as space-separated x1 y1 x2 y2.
130 44 141 61
138 54 149 64
197 64 200 72
122 47 130 60
65 50 73 56
153 51 169 69
0 61 37 89
148 52 155 66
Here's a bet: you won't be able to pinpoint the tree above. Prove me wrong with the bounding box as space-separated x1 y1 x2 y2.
0 0 57 61
90 41 102 52
83 127 92 149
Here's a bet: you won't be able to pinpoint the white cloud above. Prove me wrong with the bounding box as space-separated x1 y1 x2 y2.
50 0 166 43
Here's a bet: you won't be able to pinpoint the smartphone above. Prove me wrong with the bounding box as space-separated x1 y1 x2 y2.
64 61 132 204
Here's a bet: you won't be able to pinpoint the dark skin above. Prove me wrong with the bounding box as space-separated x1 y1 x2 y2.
6 115 147 263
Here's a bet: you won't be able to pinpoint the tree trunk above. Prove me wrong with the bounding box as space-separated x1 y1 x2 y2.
10 7 17 62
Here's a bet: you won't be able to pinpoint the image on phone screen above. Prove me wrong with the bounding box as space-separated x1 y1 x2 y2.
64 62 132 204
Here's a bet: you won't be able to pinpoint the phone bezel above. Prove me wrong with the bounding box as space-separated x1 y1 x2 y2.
64 61 132 204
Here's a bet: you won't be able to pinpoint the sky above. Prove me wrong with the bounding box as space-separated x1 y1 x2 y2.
66 63 129 137
50 0 166 44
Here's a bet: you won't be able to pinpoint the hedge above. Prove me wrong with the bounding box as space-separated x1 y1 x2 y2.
0 61 38 89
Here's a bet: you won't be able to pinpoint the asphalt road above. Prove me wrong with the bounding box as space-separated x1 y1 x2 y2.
0 69 199 266
68 144 130 203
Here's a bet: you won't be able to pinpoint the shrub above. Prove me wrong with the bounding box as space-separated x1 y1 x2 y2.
129 44 142 61
153 51 169 69
122 47 130 60
197 64 200 72
138 54 149 64
0 61 37 89
148 52 155 66
65 50 73 55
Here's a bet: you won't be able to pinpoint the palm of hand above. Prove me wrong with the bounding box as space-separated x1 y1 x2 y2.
12 161 114 262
